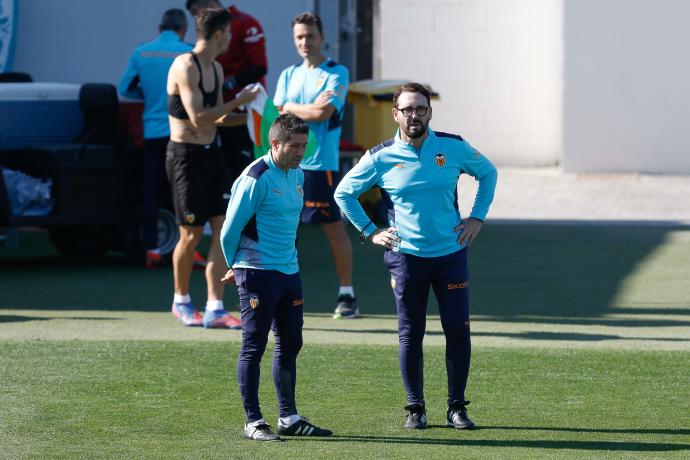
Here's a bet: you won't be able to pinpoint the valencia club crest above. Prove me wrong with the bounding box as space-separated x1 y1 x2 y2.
435 152 446 168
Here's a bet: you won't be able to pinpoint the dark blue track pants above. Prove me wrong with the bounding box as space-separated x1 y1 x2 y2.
234 268 304 422
384 248 471 408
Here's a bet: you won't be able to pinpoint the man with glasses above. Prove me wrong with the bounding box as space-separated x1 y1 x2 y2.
334 83 497 431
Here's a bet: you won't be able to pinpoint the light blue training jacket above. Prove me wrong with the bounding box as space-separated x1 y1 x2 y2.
221 153 305 274
335 128 498 257
273 58 349 171
118 31 192 139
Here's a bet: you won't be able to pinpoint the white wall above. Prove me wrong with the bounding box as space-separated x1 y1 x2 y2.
11 0 337 99
563 0 690 174
376 0 563 167
377 0 690 174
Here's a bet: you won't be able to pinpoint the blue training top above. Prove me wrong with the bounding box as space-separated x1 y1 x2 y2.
118 31 192 139
334 128 498 258
273 58 349 171
220 153 305 274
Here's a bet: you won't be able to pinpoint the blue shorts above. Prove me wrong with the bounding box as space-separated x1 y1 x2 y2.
300 170 342 224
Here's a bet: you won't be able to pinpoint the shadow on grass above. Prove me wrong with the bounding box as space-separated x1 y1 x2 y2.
608 307 690 315
303 327 689 342
2 225 689 328
471 331 690 342
482 426 690 435
467 225 689 318
301 224 690 324
304 434 689 451
476 316 690 328
0 315 50 323
0 314 123 323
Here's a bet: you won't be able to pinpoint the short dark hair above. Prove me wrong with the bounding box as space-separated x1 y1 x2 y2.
195 8 232 41
160 8 187 32
185 0 221 13
291 12 323 35
393 82 432 107
269 114 309 143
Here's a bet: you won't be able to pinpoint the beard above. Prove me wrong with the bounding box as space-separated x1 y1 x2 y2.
403 120 429 139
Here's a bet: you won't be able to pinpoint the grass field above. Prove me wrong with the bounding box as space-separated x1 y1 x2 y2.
1 224 689 459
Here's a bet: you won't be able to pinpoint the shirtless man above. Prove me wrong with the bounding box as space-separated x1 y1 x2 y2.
166 7 258 329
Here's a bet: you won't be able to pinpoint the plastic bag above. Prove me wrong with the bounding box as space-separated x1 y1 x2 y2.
2 167 54 216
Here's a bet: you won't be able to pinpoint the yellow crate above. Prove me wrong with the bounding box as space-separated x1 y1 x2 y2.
347 79 438 149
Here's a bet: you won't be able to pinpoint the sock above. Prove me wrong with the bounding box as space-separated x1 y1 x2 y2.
206 300 225 312
279 414 301 426
248 418 267 427
174 293 191 304
338 286 354 297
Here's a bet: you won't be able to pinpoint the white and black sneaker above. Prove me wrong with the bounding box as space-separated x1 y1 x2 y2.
277 416 332 437
244 419 281 441
446 400 475 429
333 294 359 319
404 404 427 429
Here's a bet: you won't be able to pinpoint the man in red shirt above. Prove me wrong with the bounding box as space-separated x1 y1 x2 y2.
186 1 268 182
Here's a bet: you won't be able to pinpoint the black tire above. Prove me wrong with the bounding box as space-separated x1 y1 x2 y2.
154 209 179 256
123 207 179 264
48 226 107 260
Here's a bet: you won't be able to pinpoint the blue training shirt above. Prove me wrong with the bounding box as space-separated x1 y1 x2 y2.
273 58 348 171
334 128 498 257
220 153 305 274
118 31 192 139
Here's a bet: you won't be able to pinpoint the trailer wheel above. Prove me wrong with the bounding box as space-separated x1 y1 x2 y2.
123 208 179 263
153 209 179 256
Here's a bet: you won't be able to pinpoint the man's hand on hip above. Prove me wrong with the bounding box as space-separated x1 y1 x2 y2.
220 269 236 285
371 227 400 250
454 218 483 247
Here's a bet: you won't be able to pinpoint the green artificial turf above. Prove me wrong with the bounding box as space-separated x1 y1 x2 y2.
1 342 688 459
2 224 690 317
1 224 689 458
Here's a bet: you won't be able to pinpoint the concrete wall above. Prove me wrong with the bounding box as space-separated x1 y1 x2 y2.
563 0 690 174
11 0 340 100
377 0 690 174
376 0 563 167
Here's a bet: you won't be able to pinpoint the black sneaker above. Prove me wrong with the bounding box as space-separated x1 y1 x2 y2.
333 294 359 319
244 420 282 441
277 416 332 437
446 400 475 429
404 404 427 429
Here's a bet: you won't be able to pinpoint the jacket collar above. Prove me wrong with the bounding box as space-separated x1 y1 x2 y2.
394 127 436 151
158 30 181 42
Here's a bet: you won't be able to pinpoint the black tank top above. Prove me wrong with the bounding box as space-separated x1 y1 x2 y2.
168 52 219 119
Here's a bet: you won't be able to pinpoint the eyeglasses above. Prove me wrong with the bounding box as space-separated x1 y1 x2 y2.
395 105 429 117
